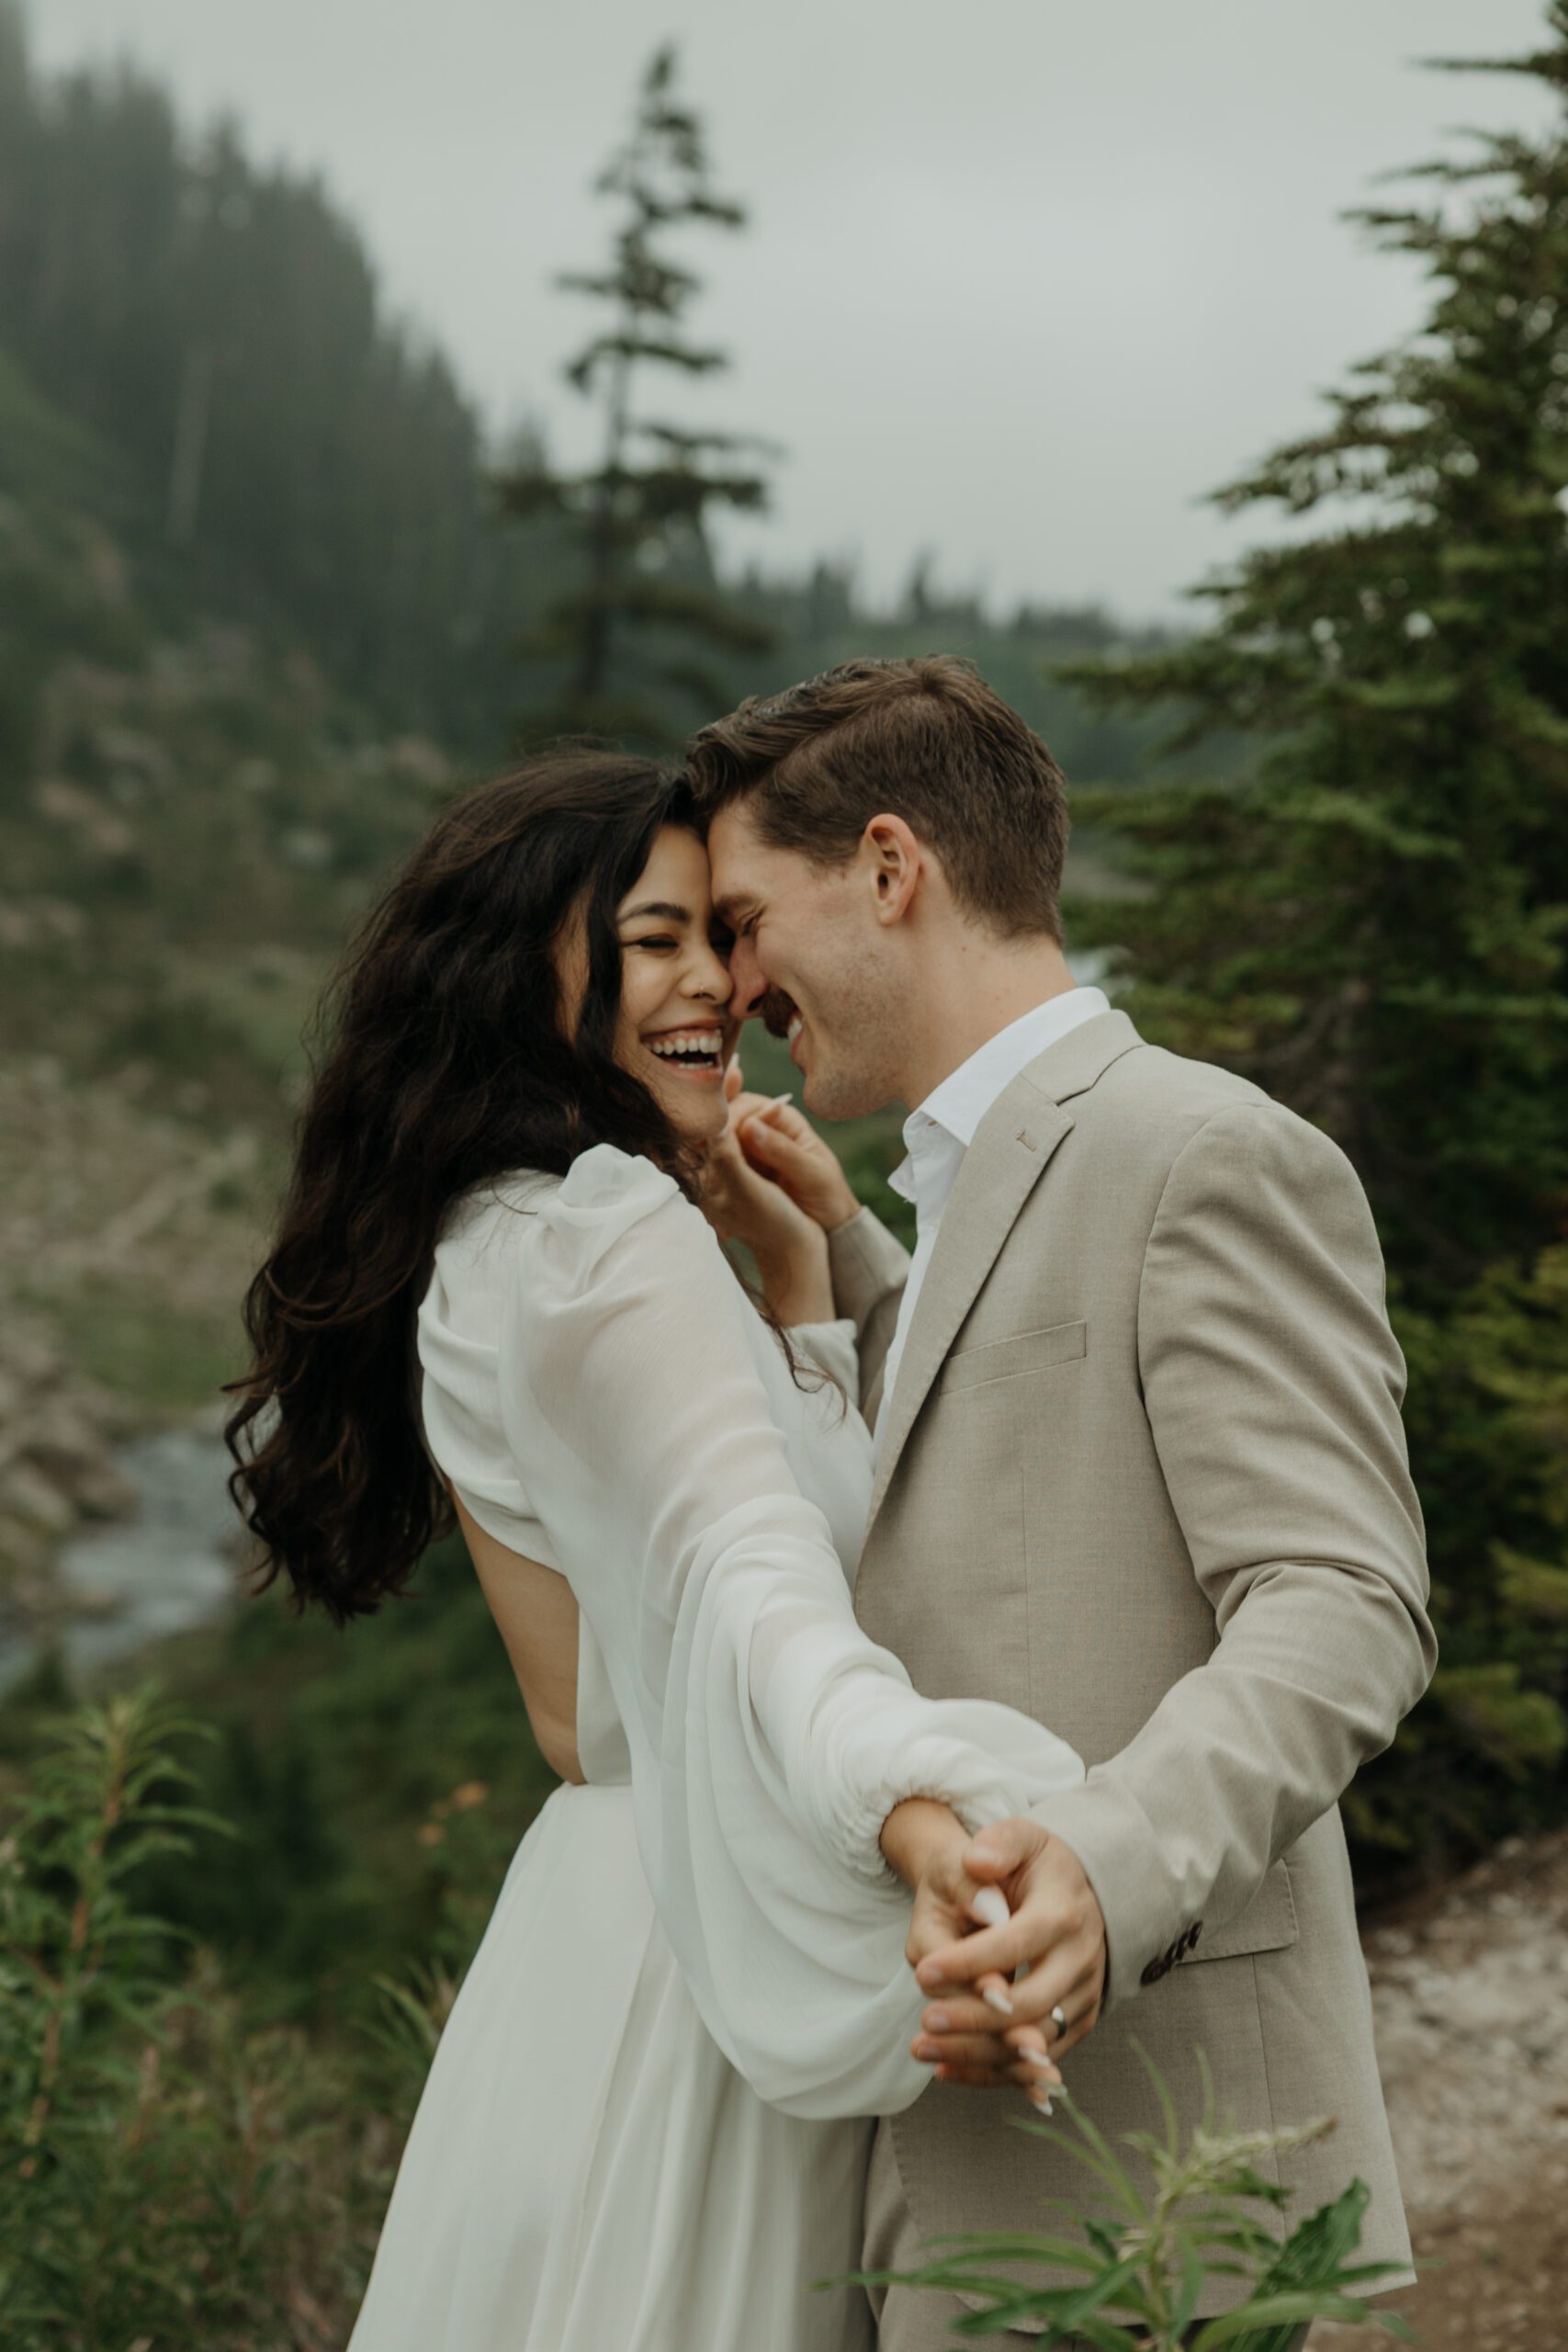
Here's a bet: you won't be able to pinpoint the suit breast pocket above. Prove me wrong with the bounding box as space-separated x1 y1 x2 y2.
937 1318 1088 1396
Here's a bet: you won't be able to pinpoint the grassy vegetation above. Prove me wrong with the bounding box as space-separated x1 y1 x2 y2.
0 1689 398 2350
72 1537 558 2023
860 2069 1411 2347
21 1275 246 1423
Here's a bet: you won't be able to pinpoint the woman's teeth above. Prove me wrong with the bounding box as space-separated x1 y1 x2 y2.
648 1029 724 1072
787 1013 804 1047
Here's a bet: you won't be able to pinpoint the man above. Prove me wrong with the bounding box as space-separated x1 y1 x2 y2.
687 655 1434 2351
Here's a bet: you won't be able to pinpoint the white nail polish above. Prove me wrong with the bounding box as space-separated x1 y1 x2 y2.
1031 2095 1055 2116
982 1986 1014 2017
971 1887 1010 1929
1018 2048 1055 2073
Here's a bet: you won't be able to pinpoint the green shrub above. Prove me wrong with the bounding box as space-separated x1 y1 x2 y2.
110 1533 557 2023
0 1688 384 2350
856 2053 1412 2348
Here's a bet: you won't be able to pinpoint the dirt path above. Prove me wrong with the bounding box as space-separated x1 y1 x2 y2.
1309 1830 1568 2352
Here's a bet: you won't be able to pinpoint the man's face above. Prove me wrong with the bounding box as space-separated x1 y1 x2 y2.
707 803 906 1119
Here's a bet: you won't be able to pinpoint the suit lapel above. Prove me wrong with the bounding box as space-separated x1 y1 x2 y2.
863 1009 1145 1534
864 1102 1071 1525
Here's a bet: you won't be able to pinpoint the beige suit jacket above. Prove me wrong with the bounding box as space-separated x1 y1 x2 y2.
833 1011 1434 2324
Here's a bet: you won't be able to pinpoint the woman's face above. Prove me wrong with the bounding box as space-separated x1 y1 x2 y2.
612 826 739 1146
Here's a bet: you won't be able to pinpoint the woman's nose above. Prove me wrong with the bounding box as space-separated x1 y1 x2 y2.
688 945 734 1006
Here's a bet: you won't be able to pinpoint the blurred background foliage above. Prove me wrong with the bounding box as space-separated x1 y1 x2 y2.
0 1 1565 2340
1062 7 1568 1864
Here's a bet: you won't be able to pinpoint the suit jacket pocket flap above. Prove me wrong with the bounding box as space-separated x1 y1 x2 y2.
938 1319 1088 1395
1181 1860 1299 1965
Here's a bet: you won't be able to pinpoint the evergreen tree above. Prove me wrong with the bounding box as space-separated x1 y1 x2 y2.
0 28 539 749
0 0 26 130
500 46 773 747
1065 6 1568 1865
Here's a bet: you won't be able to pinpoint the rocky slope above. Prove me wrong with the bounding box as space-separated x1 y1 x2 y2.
1310 1831 1568 2351
0 1054 267 1640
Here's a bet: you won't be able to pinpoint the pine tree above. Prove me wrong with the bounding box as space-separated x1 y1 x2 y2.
0 0 26 125
1065 6 1568 1864
500 47 773 748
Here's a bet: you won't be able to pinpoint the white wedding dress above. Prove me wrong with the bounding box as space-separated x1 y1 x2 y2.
347 1146 1083 2352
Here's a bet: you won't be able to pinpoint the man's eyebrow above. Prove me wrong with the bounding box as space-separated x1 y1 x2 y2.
711 892 753 923
618 899 690 924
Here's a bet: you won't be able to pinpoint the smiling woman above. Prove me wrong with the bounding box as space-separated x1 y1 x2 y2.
609 831 739 1109
226 747 711 1625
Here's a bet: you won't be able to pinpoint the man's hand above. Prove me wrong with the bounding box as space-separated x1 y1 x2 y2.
913 1817 1107 2085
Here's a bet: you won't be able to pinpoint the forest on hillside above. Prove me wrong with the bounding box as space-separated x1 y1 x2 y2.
2 0 1566 2343
0 0 1191 763
0 0 1201 1136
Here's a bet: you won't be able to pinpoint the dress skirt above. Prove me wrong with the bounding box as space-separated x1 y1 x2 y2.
348 1780 877 2352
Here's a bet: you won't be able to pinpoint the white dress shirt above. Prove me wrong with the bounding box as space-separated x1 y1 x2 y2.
874 986 1111 1452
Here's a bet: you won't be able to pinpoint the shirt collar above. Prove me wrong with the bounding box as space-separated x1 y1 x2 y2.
918 986 1111 1148
886 984 1111 1203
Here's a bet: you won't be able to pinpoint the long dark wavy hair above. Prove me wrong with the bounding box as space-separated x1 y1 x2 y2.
226 749 699 1624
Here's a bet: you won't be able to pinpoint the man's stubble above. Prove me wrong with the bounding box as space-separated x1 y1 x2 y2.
797 933 912 1125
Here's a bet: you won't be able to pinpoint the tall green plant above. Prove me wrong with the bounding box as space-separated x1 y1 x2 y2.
1064 5 1568 1862
856 2058 1411 2348
501 45 774 746
0 1689 376 2349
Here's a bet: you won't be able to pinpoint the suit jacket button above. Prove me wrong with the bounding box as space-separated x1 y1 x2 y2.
1140 1955 1168 1987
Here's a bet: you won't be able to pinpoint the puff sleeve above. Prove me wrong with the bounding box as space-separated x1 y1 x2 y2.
496 1146 1084 2117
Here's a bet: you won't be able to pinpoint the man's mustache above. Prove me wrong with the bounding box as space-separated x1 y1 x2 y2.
755 989 797 1039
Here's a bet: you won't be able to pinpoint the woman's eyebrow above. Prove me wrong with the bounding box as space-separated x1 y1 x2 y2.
618 899 691 924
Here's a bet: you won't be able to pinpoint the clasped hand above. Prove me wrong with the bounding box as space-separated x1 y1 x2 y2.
891 1804 1106 2102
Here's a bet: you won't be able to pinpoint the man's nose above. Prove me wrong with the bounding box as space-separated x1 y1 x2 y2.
728 935 767 1017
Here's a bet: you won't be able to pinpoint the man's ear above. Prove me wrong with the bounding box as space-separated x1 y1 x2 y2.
863 814 924 926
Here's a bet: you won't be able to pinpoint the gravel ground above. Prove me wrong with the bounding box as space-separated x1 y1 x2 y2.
1309 1829 1568 2352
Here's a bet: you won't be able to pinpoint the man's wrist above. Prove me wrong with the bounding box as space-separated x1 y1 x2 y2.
1027 1789 1138 2009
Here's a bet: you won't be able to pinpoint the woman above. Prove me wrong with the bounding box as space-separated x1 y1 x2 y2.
227 752 1083 2352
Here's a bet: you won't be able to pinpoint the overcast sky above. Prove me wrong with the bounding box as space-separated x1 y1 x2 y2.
29 0 1560 620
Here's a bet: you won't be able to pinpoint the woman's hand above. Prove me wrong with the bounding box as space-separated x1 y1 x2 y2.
882 1799 1063 2110
697 1062 834 1326
911 1817 1108 2087
732 1087 862 1235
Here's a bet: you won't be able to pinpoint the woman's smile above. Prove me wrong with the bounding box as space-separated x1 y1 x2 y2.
640 1023 733 1083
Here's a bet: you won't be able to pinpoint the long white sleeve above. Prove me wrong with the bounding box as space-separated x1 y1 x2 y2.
495 1147 1082 2119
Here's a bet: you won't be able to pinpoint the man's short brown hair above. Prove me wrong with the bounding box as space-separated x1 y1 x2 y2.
687 654 1069 939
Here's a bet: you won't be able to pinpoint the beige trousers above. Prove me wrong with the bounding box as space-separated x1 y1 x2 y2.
863 2123 1308 2352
